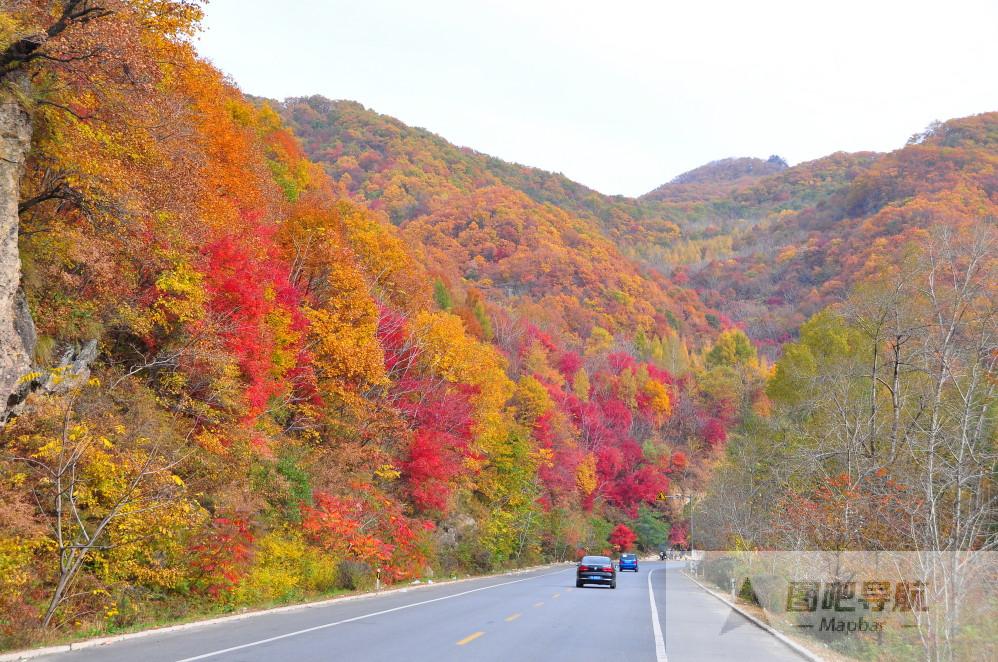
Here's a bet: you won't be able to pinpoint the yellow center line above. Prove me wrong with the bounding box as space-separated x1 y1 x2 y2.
456 631 484 646
504 612 521 622
533 601 544 608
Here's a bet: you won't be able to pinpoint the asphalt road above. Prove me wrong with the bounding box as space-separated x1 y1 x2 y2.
35 562 806 662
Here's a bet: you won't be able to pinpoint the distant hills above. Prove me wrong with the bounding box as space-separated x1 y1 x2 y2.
642 155 788 202
276 96 997 353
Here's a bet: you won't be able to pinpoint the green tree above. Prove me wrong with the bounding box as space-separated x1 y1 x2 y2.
433 278 453 311
633 506 669 552
705 329 756 368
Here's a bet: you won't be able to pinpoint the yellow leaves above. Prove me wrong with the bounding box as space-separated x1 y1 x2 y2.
67 423 89 443
776 245 798 263
306 302 387 391
265 307 301 380
33 438 63 461
522 342 563 386
102 492 207 591
618 369 638 408
513 376 554 424
576 453 598 496
642 379 672 420
17 371 42 384
705 329 758 369
157 371 188 398
752 392 773 418
585 326 614 357
171 474 185 487
532 447 555 470
194 429 228 455
571 368 590 401
337 201 416 305
0 536 46 604
374 464 401 481
0 14 24 53
131 0 206 38
293 228 390 396
410 311 514 414
152 259 207 333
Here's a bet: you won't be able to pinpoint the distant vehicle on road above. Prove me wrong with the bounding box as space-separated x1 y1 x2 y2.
576 555 617 588
619 553 638 571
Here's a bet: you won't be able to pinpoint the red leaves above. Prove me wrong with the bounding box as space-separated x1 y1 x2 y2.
606 464 669 517
202 211 306 416
527 325 558 352
556 351 582 379
302 492 430 581
608 352 636 372
609 523 637 552
701 418 728 449
376 305 412 374
302 493 394 563
668 521 689 548
191 517 254 598
775 472 914 549
600 398 633 436
398 382 475 513
523 339 695 515
644 364 674 385
404 428 463 513
377 306 477 515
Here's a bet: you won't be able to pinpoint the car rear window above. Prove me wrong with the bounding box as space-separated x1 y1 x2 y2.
621 554 636 559
581 556 610 564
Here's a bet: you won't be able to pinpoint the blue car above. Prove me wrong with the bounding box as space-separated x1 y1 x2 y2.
619 553 638 572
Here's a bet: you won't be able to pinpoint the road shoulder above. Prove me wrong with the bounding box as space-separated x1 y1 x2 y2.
682 570 826 662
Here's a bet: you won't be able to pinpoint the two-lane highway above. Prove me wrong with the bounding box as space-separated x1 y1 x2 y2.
36 562 806 661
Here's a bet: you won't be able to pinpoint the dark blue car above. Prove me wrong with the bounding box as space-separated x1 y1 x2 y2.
619 552 638 571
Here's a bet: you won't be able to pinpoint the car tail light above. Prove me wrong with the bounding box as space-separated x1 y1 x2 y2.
601 565 612 572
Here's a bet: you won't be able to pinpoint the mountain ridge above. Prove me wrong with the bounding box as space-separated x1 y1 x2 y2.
275 96 996 355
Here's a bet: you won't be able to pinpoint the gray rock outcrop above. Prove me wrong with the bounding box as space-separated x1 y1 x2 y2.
0 91 35 413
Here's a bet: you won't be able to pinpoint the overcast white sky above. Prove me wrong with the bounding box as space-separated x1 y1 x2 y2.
196 0 998 197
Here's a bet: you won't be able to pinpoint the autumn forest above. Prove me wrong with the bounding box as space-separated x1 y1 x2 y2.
0 1 994 653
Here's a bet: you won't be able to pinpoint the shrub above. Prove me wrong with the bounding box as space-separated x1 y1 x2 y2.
233 532 338 605
336 560 374 591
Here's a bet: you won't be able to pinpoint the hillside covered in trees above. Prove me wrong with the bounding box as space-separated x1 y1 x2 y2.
0 2 993 656
0 1 753 649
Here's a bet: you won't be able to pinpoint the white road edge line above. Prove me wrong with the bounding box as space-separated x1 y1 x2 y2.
175 567 568 662
648 567 668 662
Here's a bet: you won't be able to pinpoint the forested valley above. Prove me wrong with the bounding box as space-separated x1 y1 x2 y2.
0 1 993 652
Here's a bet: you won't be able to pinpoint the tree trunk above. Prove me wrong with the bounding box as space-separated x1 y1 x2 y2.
0 82 35 414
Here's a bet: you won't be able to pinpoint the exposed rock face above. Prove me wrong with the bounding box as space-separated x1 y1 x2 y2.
3 340 98 424
437 513 478 549
0 91 35 412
